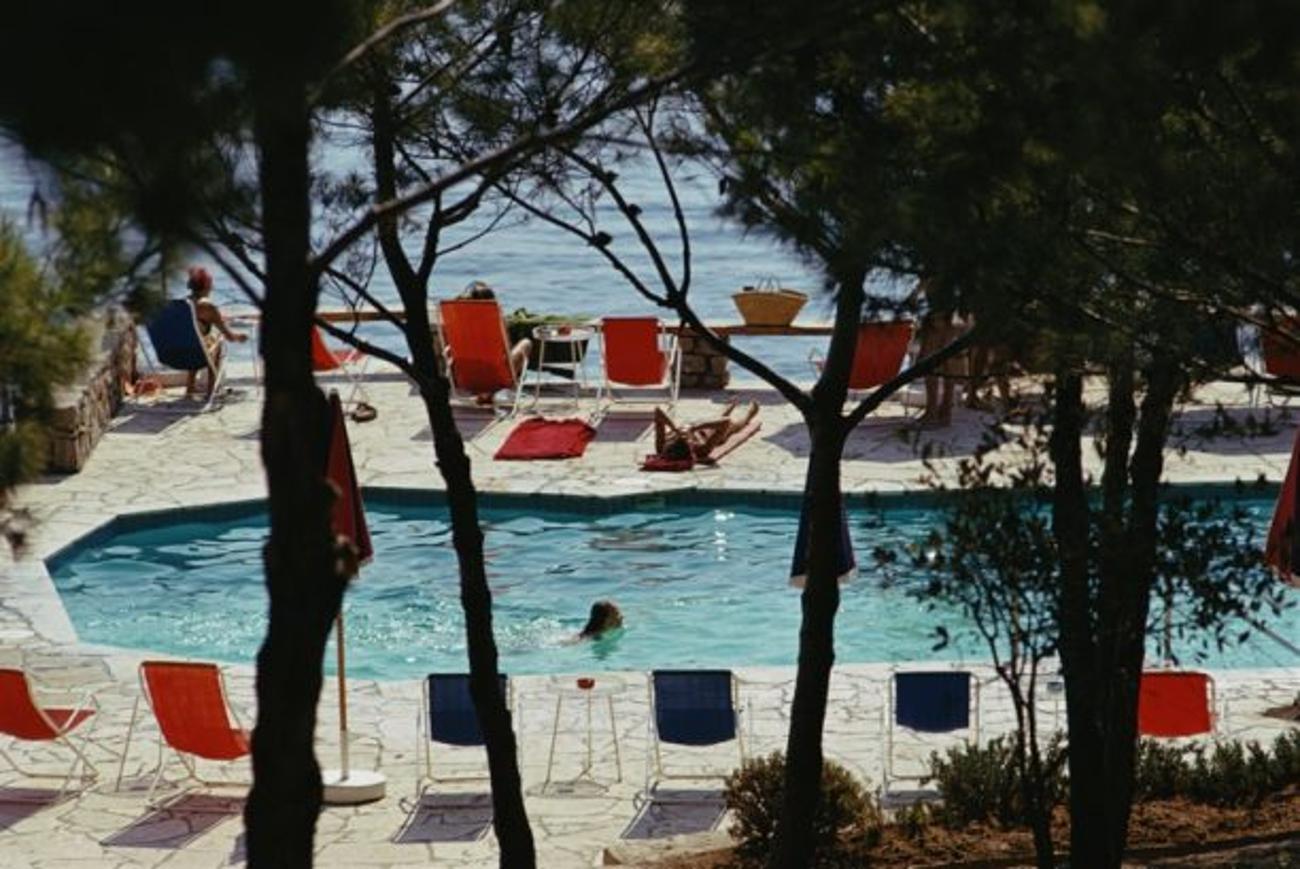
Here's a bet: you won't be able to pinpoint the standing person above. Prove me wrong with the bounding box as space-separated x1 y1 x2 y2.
911 276 968 428
185 266 248 401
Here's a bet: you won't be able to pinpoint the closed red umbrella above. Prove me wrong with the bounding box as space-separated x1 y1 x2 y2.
1264 429 1300 588
322 390 383 803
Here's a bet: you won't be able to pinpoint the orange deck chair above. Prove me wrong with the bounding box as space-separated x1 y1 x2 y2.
597 316 681 410
438 298 526 415
311 324 370 408
0 668 99 793
1261 317 1300 382
810 320 915 393
1137 670 1217 738
116 661 250 803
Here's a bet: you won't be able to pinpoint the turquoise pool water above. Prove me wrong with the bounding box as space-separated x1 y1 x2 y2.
47 491 1299 679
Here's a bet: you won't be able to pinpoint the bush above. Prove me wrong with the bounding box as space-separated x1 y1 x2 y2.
926 736 1067 828
1133 731 1300 808
724 752 881 868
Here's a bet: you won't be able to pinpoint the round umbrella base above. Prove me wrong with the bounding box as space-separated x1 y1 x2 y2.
321 769 386 805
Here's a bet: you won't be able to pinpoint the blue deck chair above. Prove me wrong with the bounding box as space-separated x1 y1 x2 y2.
144 299 225 410
883 670 979 794
415 673 511 800
645 670 745 802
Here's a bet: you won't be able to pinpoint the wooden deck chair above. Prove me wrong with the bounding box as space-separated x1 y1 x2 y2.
809 320 915 398
1137 670 1217 738
882 670 979 795
645 670 745 804
116 661 250 805
0 668 99 795
311 325 371 410
597 317 681 411
437 299 526 416
144 299 225 411
415 673 511 802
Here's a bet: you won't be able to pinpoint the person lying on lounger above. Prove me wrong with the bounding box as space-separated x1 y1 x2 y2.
653 400 759 464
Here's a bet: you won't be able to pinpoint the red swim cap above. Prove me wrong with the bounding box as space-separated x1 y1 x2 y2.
187 266 213 293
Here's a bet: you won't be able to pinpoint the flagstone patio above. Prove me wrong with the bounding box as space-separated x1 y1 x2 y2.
2 356 1298 867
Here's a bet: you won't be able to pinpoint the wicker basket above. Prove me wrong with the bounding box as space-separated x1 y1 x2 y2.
732 288 808 327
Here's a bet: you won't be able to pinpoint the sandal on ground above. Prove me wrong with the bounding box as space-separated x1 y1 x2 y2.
350 402 378 423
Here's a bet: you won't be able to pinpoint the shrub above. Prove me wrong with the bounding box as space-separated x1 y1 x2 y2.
724 752 881 868
926 736 1067 828
1133 732 1300 808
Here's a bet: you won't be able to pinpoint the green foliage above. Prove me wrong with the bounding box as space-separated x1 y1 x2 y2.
1133 732 1300 808
926 736 1068 829
724 752 881 868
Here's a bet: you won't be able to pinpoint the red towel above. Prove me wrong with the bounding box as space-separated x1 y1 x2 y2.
640 454 694 472
495 418 596 460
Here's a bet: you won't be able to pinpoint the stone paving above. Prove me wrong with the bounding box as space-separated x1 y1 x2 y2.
2 354 1299 867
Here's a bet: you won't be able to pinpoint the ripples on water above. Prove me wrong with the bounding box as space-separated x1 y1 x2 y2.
48 496 1299 678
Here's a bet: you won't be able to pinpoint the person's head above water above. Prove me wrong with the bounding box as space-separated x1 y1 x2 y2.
579 600 623 639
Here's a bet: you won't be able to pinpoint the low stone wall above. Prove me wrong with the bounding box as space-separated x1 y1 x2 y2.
677 326 731 390
47 308 137 473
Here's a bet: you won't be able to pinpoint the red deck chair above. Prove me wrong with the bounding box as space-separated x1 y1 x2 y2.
810 321 915 393
597 316 681 410
0 668 99 793
116 661 250 803
1261 318 1300 382
438 299 526 415
1137 670 1216 738
311 325 370 408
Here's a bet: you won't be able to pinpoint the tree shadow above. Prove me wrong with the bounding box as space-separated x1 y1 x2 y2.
392 792 493 844
0 787 73 831
102 792 242 849
621 790 726 840
594 416 652 443
764 413 989 463
107 409 190 435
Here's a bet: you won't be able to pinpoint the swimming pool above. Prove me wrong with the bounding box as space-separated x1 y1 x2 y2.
46 489 1299 679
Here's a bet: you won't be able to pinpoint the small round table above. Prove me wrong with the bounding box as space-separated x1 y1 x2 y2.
531 324 593 407
541 676 624 795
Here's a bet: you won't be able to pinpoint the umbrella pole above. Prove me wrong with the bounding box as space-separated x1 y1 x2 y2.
336 609 349 780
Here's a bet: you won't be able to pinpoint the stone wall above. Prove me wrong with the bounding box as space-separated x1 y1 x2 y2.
676 326 730 390
46 308 137 473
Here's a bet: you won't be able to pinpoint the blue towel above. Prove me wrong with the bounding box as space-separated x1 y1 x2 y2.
147 300 209 371
895 671 971 733
652 670 735 747
426 673 508 747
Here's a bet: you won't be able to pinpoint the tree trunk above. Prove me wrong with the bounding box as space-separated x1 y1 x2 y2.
369 90 536 867
1049 369 1111 868
244 68 343 868
770 270 862 869
770 425 847 869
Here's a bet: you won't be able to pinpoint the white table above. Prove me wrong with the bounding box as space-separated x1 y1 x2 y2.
531 324 593 407
541 677 624 794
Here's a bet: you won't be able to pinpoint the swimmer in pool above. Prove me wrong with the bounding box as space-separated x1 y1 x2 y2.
577 600 623 640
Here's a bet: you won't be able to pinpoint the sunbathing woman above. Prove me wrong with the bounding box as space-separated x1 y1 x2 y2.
653 399 760 464
185 266 248 400
459 281 532 404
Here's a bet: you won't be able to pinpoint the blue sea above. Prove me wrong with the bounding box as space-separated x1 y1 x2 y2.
0 141 903 381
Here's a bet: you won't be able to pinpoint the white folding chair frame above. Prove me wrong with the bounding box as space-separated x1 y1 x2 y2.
881 668 980 795
596 321 682 412
643 672 746 804
115 663 250 807
0 675 100 798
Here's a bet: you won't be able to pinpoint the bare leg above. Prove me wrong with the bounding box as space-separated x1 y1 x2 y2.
510 338 533 378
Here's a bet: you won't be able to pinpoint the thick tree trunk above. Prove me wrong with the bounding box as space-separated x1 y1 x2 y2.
770 427 847 869
369 91 536 867
244 69 343 867
770 271 862 869
1052 355 1182 868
